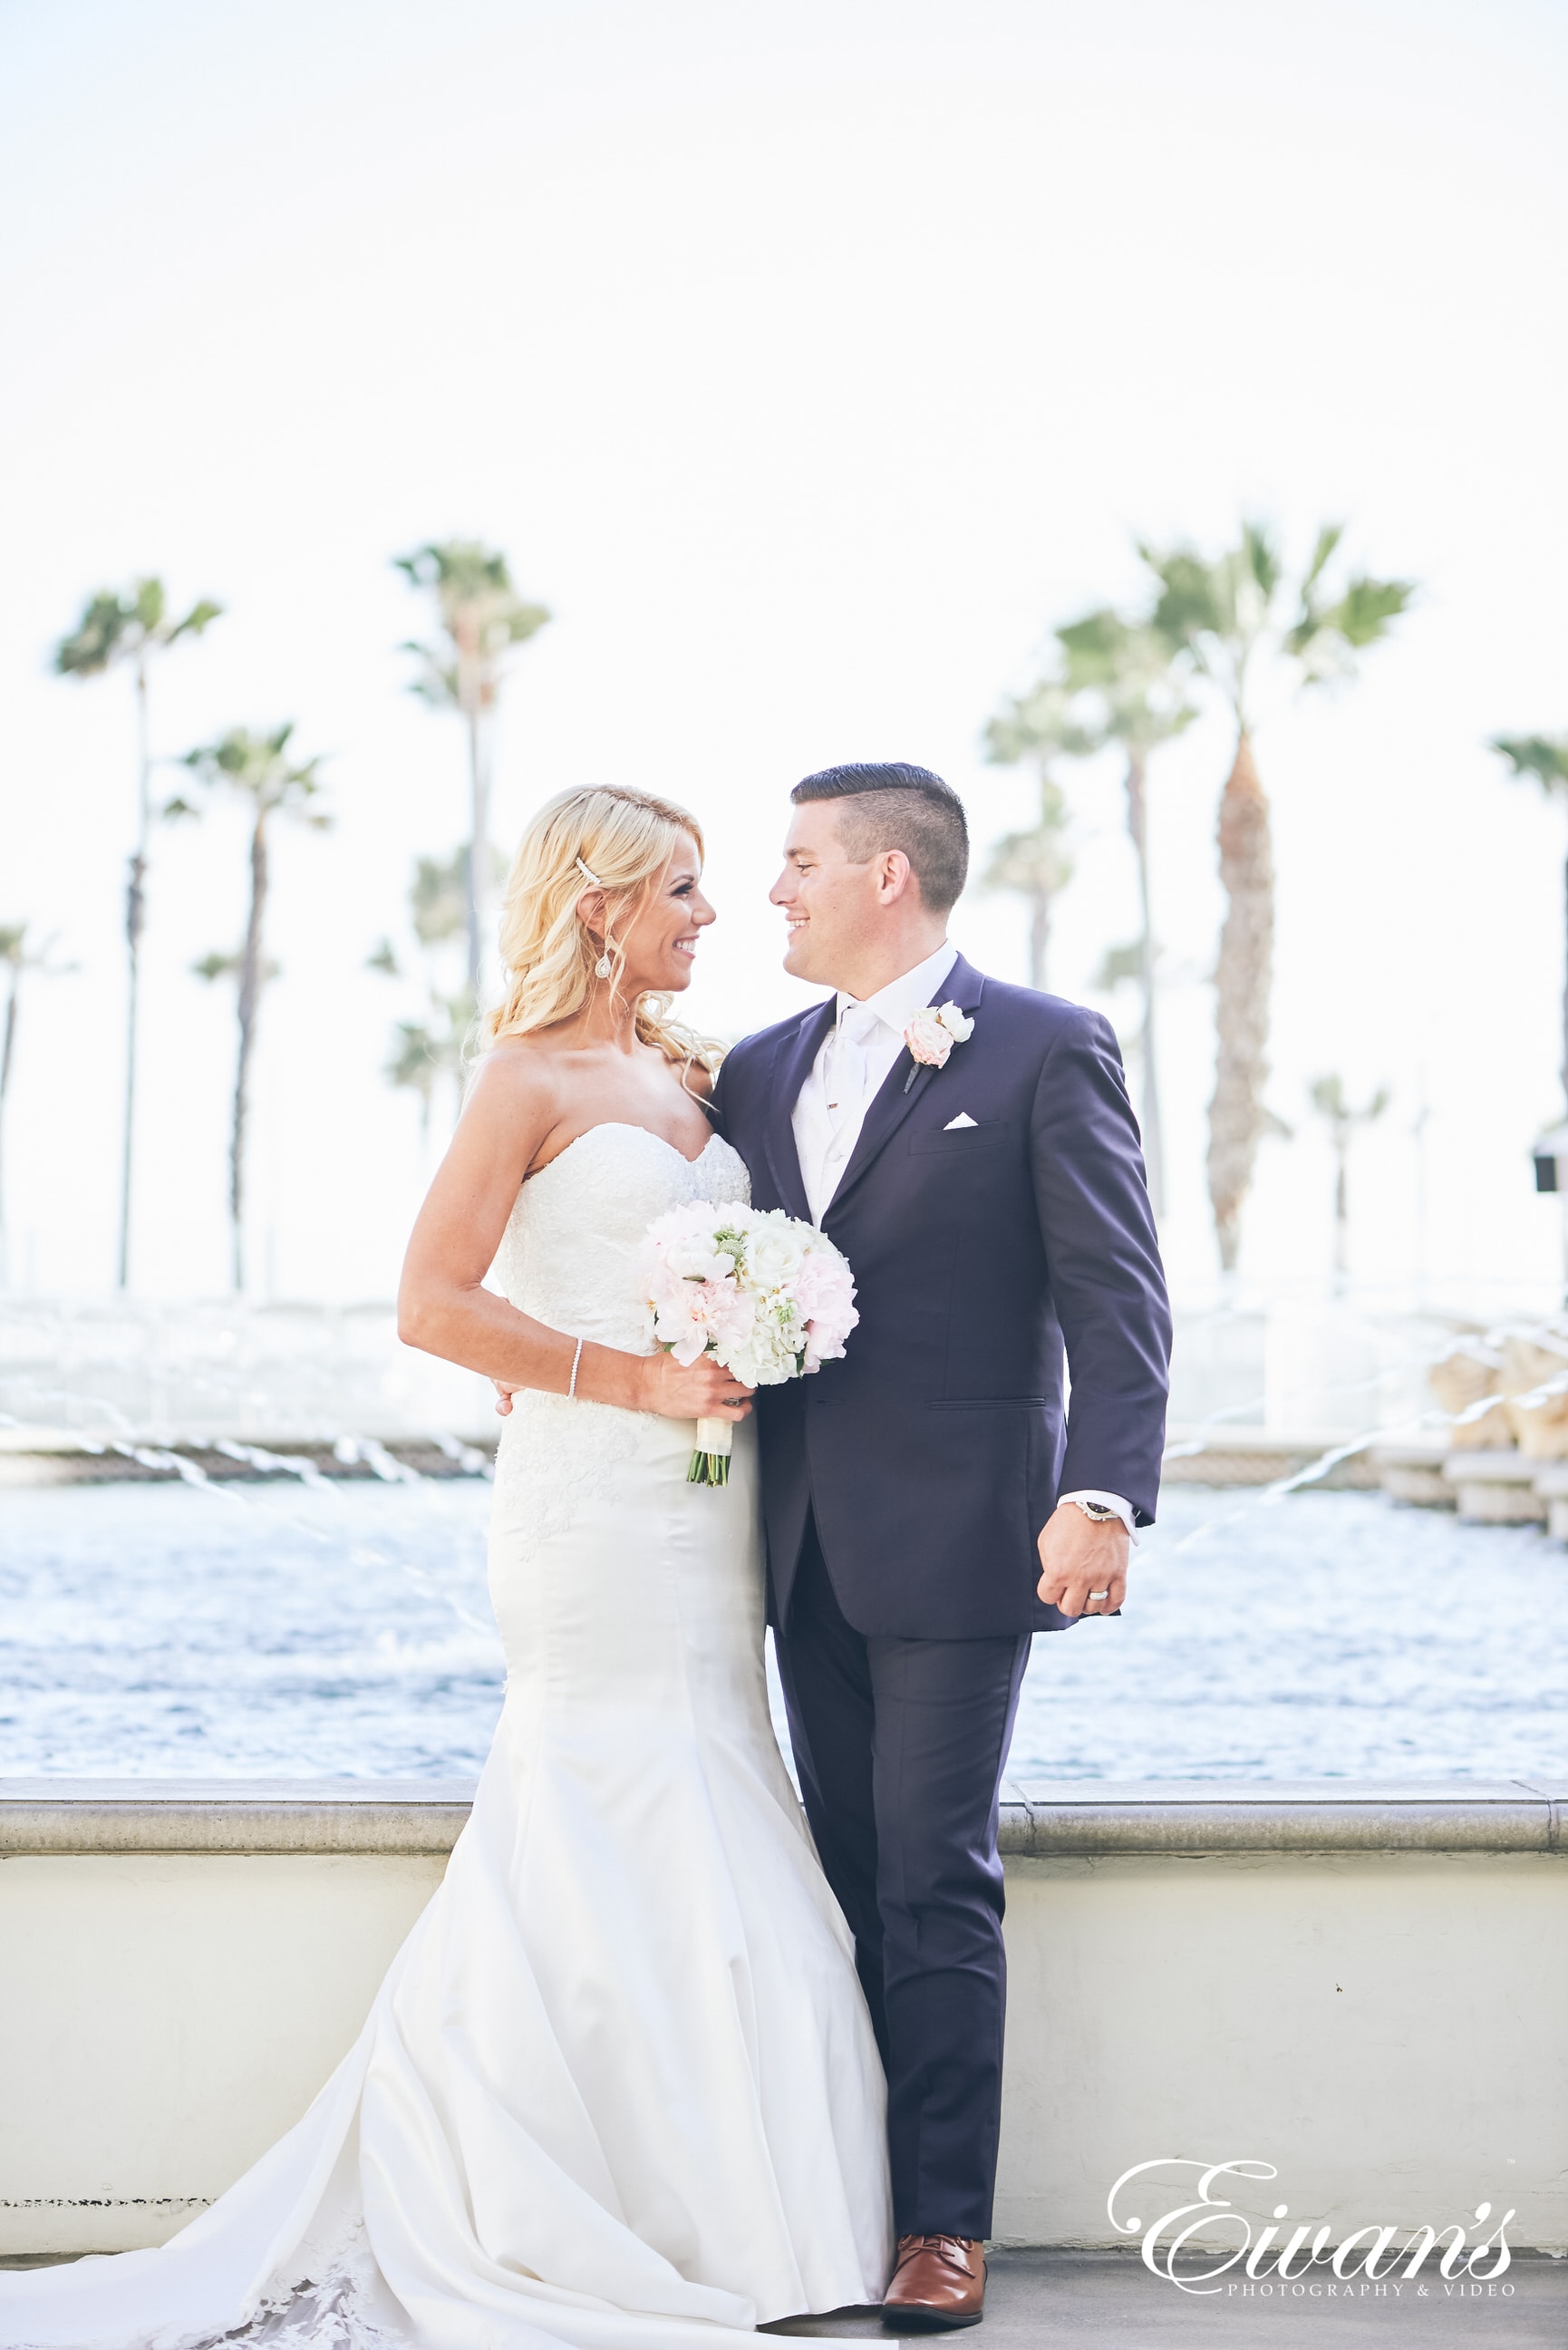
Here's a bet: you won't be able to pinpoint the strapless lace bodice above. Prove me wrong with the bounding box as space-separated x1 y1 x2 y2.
489 1122 750 1347
488 1123 752 1541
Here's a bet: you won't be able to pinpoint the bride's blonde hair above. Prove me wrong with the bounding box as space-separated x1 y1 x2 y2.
484 785 724 1079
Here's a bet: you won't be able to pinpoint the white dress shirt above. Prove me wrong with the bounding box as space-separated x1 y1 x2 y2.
792 941 960 1227
789 938 1136 1543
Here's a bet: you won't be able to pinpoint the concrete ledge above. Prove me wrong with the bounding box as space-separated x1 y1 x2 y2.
1446 1450 1550 1524
0 1781 475 1856
1001 1775 1567 1854
5 1782 1564 2257
5 1777 1563 1858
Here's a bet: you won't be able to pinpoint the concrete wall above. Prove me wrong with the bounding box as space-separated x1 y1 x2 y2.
2 1779 1563 2257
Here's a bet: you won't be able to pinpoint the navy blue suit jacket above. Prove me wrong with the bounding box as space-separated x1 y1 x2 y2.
711 955 1173 1638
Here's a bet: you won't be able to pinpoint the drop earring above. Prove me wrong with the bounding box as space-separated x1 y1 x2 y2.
595 942 613 980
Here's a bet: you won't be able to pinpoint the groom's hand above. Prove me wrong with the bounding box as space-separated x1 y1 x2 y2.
1036 1504 1128 1617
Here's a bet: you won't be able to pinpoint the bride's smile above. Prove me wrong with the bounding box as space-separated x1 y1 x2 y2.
590 830 715 997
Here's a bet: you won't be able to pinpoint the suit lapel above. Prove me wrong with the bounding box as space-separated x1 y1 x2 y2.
761 997 837 1224
823 954 988 1226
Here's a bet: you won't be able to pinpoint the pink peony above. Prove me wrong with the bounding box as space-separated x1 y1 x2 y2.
904 1012 954 1068
651 1276 754 1366
795 1245 858 1370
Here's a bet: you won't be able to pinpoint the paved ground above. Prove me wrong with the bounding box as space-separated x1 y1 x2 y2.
5 2248 1561 2344
760 2248 1568 2345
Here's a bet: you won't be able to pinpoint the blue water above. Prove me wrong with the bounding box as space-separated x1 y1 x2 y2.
1 1479 1564 1782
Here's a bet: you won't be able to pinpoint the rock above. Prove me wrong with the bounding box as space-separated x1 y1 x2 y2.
1428 1339 1513 1452
1501 1331 1568 1460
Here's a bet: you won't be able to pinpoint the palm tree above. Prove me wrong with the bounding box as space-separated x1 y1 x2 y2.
1053 609 1195 1217
368 845 508 1135
53 578 222 1287
393 541 550 1001
170 725 330 1292
377 996 474 1137
0 924 74 1286
982 680 1092 990
1309 1073 1390 1290
1490 733 1568 1119
1138 522 1414 1272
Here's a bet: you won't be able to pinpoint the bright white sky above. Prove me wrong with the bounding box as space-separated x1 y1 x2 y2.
2 0 1564 1310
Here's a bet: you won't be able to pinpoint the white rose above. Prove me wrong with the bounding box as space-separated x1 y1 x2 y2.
748 1220 809 1286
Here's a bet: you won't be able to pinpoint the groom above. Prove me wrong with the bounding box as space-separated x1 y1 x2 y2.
713 762 1171 2330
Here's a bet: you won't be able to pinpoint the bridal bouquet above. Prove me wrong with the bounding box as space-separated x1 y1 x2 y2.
637 1202 858 1486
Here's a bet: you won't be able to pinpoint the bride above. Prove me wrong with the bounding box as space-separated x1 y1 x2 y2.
2 786 892 2347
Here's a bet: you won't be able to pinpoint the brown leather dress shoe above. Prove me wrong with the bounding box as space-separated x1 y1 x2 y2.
881 2233 986 2329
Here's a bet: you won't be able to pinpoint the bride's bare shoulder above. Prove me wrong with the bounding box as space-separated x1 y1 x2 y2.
462 1034 566 1126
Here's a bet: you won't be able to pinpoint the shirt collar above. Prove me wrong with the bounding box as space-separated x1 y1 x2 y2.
836 940 959 1042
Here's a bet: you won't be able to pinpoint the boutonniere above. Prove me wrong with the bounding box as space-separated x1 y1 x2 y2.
903 1001 975 1091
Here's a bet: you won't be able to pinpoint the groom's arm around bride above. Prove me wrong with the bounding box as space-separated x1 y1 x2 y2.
713 761 1172 2328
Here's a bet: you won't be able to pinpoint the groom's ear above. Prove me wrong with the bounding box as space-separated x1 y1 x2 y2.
872 848 915 905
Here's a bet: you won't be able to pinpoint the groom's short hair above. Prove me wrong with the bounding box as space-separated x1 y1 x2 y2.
791 762 969 913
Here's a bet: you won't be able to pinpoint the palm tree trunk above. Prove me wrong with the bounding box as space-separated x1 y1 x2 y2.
118 654 151 1289
1207 729 1273 1273
1029 889 1049 992
1124 747 1165 1219
1332 1134 1349 1288
465 699 485 1004
230 815 269 1293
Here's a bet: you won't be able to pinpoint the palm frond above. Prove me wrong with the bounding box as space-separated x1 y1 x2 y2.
1491 733 1568 793
167 595 224 644
131 578 166 632
1094 939 1146 991
1139 544 1227 650
181 724 332 821
1327 574 1417 648
1242 520 1282 601
192 949 242 983
982 679 1096 766
983 823 1073 896
53 590 136 675
1300 522 1345 597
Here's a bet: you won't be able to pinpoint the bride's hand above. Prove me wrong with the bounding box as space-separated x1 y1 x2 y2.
489 1352 753 1420
636 1351 755 1423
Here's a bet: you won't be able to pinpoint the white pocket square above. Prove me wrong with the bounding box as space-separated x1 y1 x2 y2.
944 1112 978 1130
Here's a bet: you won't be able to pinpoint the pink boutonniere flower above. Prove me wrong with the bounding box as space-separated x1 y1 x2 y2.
903 1001 975 1087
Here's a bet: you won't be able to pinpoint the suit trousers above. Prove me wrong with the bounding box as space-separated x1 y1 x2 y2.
771 1514 1031 2239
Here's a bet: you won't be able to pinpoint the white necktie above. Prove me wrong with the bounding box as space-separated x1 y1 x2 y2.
828 1003 880 1117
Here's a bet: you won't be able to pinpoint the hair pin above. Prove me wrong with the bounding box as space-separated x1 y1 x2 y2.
575 854 603 889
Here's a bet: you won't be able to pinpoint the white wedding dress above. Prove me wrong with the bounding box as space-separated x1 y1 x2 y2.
1 1126 892 2350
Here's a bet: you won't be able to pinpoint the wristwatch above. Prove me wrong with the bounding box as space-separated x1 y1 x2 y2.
1070 1498 1123 1524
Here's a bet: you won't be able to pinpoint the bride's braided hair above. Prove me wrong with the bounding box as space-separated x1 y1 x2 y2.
484 785 724 1082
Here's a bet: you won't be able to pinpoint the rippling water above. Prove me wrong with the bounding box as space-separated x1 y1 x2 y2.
2 1479 1564 1781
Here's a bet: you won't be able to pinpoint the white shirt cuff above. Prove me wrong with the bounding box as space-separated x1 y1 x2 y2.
1059 1489 1139 1544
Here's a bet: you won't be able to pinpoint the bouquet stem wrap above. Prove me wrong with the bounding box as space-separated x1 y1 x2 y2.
691 1416 733 1486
